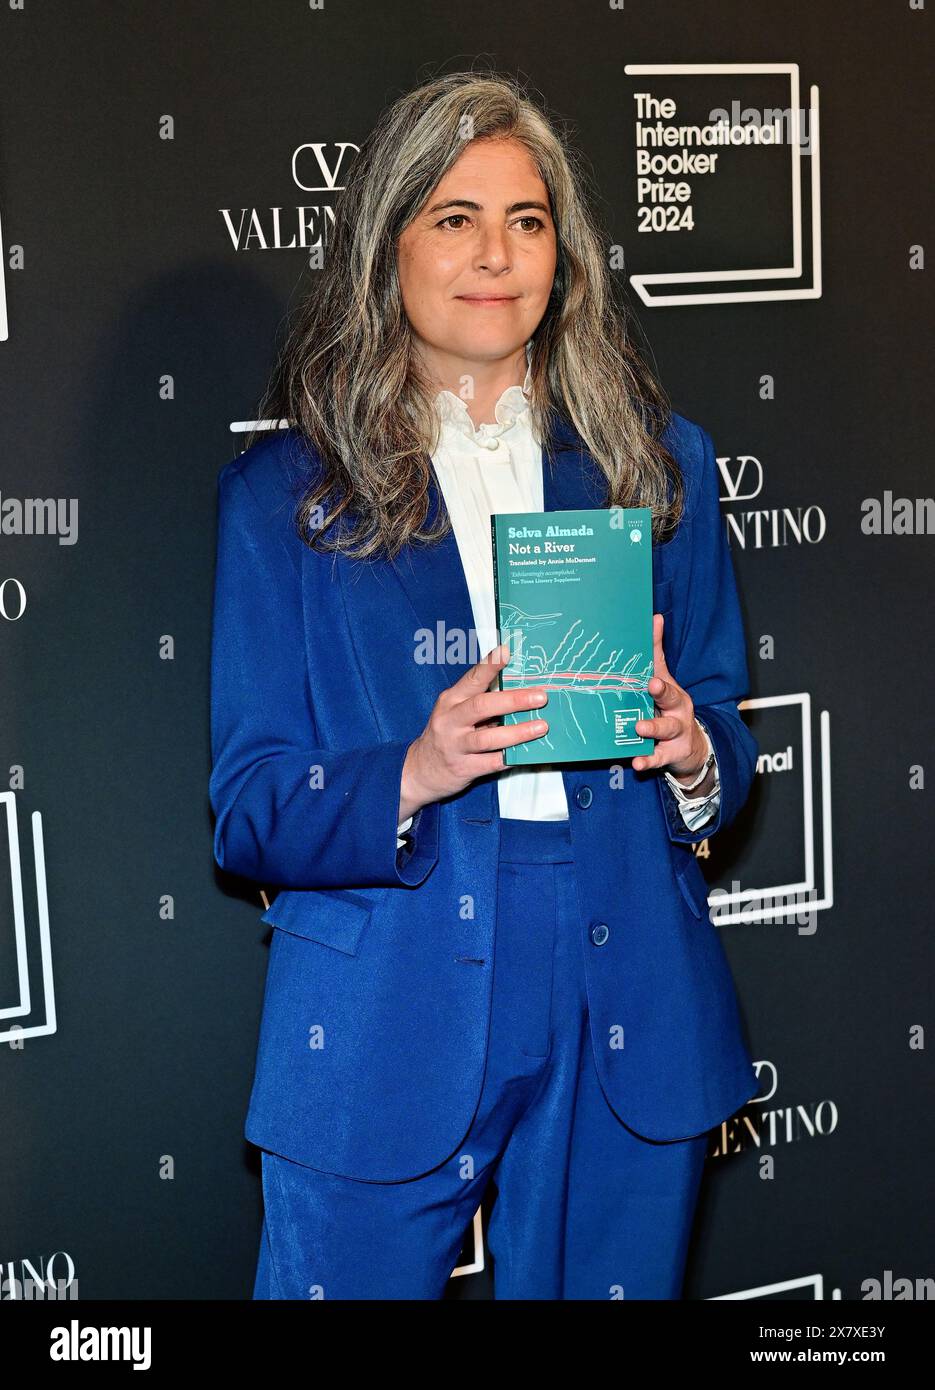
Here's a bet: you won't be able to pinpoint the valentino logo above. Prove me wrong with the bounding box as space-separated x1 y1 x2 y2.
716 453 826 550
751 1058 778 1102
709 1058 838 1158
717 454 763 503
1 1250 76 1300
221 140 360 252
291 141 359 192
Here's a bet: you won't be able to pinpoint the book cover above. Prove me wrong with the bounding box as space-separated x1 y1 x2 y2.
490 506 655 766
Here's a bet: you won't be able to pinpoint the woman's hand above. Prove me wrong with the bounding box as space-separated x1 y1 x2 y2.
631 613 711 782
399 644 549 820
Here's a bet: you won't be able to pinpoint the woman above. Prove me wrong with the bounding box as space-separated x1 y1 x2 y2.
209 71 759 1300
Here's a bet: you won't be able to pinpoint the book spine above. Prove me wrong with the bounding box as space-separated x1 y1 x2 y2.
489 514 513 766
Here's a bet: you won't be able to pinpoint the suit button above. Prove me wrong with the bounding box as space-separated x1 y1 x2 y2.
576 786 593 809
590 923 610 947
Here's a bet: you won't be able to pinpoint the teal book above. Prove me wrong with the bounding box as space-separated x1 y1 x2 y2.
490 507 655 766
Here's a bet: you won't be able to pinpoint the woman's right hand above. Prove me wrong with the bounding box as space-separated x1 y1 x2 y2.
398 643 550 821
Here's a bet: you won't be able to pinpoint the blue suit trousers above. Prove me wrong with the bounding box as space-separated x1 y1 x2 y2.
252 815 709 1300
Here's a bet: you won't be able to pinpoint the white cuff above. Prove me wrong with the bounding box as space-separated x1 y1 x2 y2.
675 787 720 831
664 720 720 828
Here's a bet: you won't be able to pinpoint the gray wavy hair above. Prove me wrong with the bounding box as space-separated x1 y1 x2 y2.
245 68 684 559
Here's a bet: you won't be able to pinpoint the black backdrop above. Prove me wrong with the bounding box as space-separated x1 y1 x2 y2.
1 0 932 1303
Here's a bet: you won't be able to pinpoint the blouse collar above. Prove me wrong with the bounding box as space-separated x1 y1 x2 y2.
433 340 534 439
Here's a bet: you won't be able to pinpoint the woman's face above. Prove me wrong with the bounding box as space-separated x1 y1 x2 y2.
397 136 557 371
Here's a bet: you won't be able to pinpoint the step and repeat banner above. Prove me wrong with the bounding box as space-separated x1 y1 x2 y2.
1 1 931 1303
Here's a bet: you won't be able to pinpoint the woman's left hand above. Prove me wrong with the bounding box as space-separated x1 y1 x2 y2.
631 613 709 779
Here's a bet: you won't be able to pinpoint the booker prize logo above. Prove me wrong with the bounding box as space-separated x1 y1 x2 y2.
621 61 822 308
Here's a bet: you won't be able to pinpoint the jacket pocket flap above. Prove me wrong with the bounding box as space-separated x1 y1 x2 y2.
260 888 374 956
674 855 710 920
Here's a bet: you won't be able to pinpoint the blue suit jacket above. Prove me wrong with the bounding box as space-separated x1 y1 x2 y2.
209 411 760 1180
